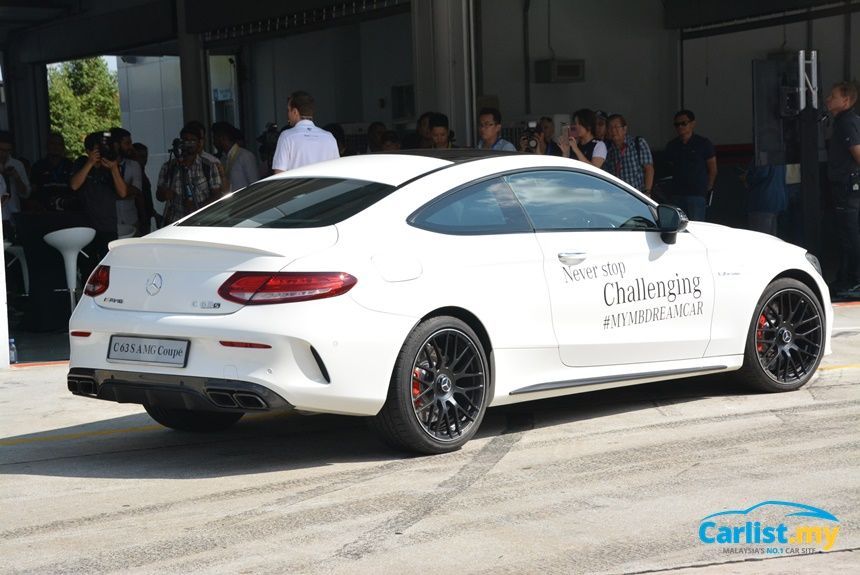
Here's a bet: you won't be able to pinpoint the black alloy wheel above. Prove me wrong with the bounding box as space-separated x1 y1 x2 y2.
410 328 486 443
373 316 490 454
737 278 824 392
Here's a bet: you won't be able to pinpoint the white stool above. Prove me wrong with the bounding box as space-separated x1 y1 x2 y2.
3 240 29 295
43 227 96 313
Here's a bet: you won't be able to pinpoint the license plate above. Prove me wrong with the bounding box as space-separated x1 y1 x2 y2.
107 336 190 367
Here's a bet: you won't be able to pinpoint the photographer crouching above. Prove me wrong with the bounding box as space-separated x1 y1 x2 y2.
70 131 129 269
156 127 222 225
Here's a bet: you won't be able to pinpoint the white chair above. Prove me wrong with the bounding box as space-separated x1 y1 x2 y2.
3 240 29 295
43 227 96 313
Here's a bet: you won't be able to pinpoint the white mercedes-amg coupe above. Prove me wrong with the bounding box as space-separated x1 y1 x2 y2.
68 150 832 454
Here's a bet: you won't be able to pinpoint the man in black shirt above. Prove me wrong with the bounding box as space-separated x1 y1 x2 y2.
825 82 860 297
69 131 129 274
30 132 78 211
664 109 717 221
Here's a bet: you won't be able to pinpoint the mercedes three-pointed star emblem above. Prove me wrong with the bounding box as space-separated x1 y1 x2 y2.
145 273 163 296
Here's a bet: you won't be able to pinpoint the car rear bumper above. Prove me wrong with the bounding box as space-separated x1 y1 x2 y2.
68 295 419 416
68 367 293 413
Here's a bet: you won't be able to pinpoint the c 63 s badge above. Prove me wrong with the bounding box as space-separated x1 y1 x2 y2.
192 300 221 309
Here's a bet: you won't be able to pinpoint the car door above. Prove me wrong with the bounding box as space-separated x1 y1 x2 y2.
406 175 557 354
505 170 714 367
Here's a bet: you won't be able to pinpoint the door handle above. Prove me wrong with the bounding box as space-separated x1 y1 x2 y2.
558 252 587 265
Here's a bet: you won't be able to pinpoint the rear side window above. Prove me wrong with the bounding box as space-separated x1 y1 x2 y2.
180 178 395 228
410 177 532 235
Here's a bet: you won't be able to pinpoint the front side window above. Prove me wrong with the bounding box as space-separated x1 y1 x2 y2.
180 178 395 228
410 177 532 235
505 171 657 231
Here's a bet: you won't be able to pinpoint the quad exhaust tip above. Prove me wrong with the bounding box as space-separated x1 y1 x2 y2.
68 377 97 396
206 389 268 410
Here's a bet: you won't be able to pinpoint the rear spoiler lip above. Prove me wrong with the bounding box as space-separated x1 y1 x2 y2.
108 237 285 257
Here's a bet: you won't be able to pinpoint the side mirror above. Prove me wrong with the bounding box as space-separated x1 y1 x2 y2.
656 204 688 245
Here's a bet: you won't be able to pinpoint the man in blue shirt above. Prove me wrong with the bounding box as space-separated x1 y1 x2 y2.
665 109 717 221
476 107 515 152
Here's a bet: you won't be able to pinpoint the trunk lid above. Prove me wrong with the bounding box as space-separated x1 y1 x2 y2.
94 227 338 314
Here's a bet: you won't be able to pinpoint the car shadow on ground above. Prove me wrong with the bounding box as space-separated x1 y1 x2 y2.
0 374 758 480
486 373 756 434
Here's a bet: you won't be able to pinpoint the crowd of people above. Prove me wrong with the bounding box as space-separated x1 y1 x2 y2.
310 103 718 223
0 81 857 298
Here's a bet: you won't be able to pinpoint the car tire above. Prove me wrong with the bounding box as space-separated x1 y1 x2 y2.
144 405 244 432
373 316 490 454
735 278 825 392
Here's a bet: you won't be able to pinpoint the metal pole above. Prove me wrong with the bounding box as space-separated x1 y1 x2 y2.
799 50 821 256
798 50 806 112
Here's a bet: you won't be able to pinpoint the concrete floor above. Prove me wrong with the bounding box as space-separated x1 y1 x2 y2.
0 303 858 574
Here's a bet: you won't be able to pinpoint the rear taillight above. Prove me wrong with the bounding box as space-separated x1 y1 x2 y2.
84 265 110 297
218 272 357 305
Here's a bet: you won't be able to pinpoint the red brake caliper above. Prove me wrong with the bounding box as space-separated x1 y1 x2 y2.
412 367 427 407
756 314 767 352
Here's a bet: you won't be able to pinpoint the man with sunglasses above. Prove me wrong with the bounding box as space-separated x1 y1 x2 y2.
664 109 717 221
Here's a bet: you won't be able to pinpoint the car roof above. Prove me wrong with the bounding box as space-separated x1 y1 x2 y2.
266 154 452 187
264 149 621 190
385 148 519 163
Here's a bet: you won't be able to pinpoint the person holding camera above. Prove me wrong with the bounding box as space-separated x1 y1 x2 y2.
156 126 222 225
556 108 607 169
70 131 130 265
518 121 547 154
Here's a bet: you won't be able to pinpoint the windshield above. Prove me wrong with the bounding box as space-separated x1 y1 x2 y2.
179 178 396 228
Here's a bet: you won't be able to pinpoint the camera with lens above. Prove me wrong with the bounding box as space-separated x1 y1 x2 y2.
98 132 118 161
522 120 542 153
171 138 198 159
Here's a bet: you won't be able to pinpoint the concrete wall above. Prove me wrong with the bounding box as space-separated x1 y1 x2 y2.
117 56 183 215
360 14 414 125
480 0 679 147
248 12 413 135
682 12 859 145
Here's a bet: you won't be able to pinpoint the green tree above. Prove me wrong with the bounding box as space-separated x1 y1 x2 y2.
48 57 120 158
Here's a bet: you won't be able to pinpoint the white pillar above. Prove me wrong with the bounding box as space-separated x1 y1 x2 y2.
411 0 476 147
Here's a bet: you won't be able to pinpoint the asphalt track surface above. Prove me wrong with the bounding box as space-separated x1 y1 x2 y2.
1 303 858 574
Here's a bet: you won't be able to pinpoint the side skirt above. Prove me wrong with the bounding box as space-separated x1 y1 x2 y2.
509 365 729 396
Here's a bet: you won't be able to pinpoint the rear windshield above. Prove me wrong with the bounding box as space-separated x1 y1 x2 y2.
179 178 396 228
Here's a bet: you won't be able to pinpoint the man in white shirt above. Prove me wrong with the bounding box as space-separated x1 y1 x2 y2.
212 122 261 191
0 131 31 236
272 91 339 173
